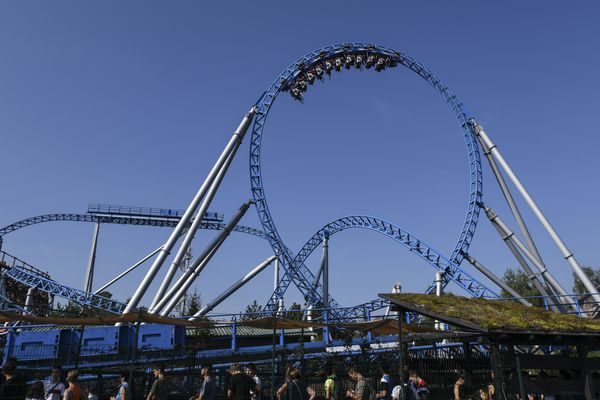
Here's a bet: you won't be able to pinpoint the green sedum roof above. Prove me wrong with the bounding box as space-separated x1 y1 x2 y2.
385 293 600 332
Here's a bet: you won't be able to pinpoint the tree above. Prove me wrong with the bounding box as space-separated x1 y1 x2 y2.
185 291 202 317
240 300 263 320
572 266 600 297
285 302 303 320
501 268 543 306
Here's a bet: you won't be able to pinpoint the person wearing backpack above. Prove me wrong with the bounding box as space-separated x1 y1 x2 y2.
375 363 393 400
346 366 371 400
276 368 314 400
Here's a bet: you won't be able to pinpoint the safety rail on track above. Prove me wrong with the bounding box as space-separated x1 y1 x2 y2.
0 213 268 313
1 250 127 313
87 203 224 222
0 251 51 279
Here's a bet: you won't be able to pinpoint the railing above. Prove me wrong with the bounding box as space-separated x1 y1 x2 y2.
87 203 224 222
0 251 51 279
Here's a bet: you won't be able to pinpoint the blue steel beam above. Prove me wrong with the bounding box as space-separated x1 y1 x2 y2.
265 216 499 319
0 214 268 313
251 43 483 317
0 213 267 241
1 250 127 313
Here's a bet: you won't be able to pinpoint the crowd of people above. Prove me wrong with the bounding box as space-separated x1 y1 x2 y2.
0 358 158 400
0 356 549 400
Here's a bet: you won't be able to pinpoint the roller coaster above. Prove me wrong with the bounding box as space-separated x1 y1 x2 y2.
1 43 596 324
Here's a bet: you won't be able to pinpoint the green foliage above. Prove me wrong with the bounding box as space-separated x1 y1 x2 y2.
501 268 543 306
185 290 202 317
181 291 213 350
53 290 114 317
1 261 49 314
390 293 600 332
572 266 600 296
285 302 303 320
240 299 263 320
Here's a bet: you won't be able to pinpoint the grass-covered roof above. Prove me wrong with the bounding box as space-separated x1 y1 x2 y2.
382 293 600 333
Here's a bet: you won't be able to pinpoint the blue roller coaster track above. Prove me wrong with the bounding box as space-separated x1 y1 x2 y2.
1 44 501 320
250 43 485 317
0 209 268 313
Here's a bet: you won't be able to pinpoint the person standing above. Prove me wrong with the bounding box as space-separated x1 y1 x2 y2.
407 371 428 400
62 371 83 400
116 371 132 400
190 366 216 400
228 364 258 400
323 366 338 400
346 366 370 400
376 363 393 400
45 366 66 400
245 364 261 400
453 371 466 400
147 366 168 400
0 362 27 400
276 368 313 400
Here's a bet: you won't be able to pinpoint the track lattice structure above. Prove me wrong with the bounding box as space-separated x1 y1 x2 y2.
250 43 486 317
8 44 572 319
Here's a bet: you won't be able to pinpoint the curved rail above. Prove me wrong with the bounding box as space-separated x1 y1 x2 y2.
294 216 498 305
0 214 268 241
0 214 268 313
1 250 127 313
252 43 484 314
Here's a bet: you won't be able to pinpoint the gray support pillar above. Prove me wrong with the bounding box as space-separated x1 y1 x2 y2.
84 222 100 293
0 271 7 310
322 235 329 310
156 200 254 316
434 272 443 331
471 120 600 303
273 253 279 292
485 207 561 312
123 106 256 314
151 146 237 311
485 205 575 310
94 245 163 295
189 255 277 319
24 287 35 314
476 133 546 267
462 252 533 307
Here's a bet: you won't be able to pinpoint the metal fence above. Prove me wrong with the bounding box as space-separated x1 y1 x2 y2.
6 340 552 400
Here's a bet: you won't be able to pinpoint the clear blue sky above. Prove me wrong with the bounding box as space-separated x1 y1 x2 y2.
1 1 599 315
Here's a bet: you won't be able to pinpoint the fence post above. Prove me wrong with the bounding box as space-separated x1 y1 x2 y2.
397 310 405 400
129 312 142 385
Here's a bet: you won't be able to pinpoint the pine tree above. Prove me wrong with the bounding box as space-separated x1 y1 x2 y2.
186 291 202 317
240 300 263 320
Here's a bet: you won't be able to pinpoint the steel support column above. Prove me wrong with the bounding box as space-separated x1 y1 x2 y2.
471 119 600 303
84 222 100 293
